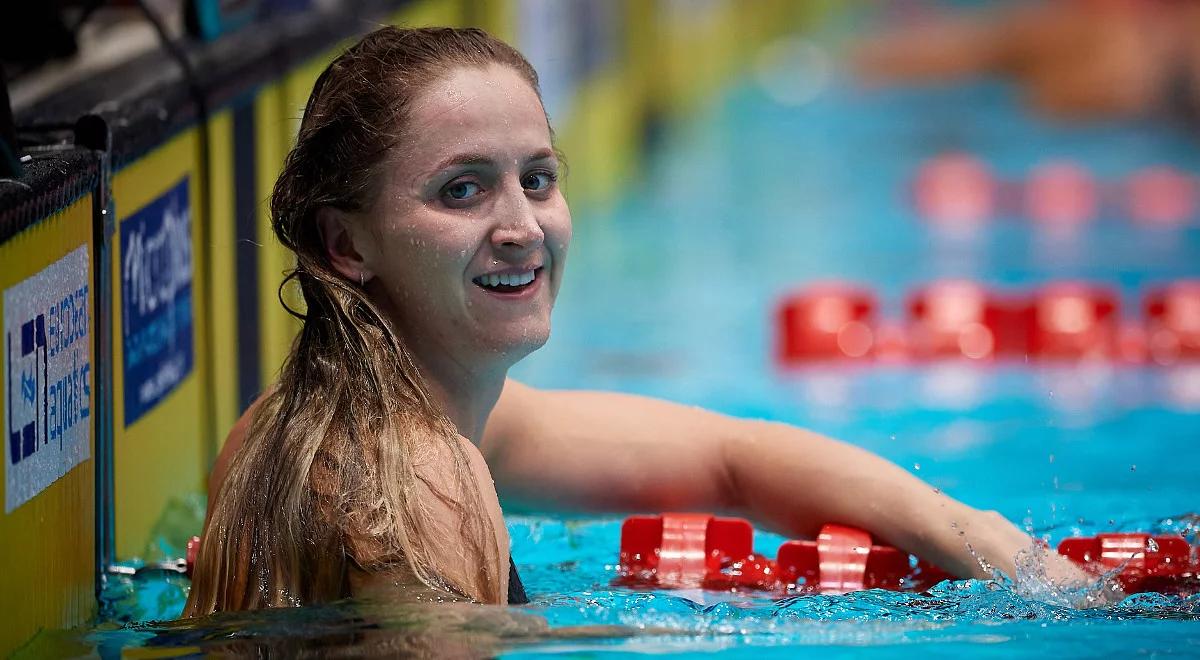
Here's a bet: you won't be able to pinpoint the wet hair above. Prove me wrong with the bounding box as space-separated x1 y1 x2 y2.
185 26 542 614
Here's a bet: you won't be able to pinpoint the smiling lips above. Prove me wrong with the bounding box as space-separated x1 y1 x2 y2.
473 267 543 293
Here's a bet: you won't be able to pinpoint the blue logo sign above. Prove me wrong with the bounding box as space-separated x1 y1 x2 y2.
5 245 91 512
121 177 194 426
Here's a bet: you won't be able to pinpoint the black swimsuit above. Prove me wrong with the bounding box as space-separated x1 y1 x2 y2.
508 557 529 604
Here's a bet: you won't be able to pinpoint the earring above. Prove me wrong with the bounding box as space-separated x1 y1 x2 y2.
359 272 365 287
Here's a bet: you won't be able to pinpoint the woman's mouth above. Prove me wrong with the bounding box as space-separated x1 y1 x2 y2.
472 267 543 294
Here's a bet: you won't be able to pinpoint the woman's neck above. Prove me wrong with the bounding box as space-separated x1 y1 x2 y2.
410 347 508 444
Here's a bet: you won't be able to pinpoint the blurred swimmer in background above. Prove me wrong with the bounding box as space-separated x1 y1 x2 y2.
854 0 1200 121
185 25 1110 616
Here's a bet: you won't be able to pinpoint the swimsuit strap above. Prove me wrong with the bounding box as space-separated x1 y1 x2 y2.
508 557 529 604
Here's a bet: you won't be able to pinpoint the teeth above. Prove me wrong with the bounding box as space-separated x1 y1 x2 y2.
477 270 536 289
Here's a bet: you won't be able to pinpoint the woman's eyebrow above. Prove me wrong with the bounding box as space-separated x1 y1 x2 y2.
432 153 494 172
525 148 556 163
428 149 556 175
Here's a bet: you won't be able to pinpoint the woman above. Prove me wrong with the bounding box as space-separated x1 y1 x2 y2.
186 26 1103 615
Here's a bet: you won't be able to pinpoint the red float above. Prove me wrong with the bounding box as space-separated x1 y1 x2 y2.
905 281 1033 360
1025 161 1098 228
775 524 951 593
619 515 1200 596
1058 533 1198 596
1028 282 1119 360
186 535 200 578
911 158 1197 228
1126 167 1197 227
912 153 997 226
777 283 877 364
906 280 992 360
617 513 758 588
617 515 951 594
1144 280 1200 365
775 279 1200 365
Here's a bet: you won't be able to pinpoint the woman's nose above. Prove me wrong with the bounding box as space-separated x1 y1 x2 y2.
490 184 545 255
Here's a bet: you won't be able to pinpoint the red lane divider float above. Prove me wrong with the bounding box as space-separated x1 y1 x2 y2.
776 282 877 362
617 514 1199 596
185 535 201 578
906 280 1028 360
616 513 951 594
1029 282 1119 361
1026 161 1099 229
776 279 1200 366
1145 280 1200 365
912 153 996 227
912 153 1198 228
1058 533 1200 596
1127 167 1198 227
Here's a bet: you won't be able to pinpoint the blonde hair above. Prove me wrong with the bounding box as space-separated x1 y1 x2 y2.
185 26 543 614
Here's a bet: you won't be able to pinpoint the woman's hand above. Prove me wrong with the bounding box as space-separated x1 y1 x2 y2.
945 509 1125 608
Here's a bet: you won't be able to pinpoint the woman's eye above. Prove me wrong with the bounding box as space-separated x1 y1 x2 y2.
522 171 556 192
443 181 482 201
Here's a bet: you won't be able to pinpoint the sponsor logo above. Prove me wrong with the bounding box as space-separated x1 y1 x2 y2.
121 176 194 426
4 245 91 512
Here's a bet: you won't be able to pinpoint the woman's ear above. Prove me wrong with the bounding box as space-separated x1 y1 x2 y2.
316 206 373 284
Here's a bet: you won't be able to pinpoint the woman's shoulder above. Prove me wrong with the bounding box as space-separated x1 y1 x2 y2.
209 386 276 506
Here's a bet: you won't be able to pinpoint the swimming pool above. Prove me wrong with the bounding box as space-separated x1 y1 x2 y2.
65 41 1200 657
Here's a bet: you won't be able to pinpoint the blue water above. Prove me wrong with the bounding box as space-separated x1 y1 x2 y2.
72 30 1200 660
504 46 1200 654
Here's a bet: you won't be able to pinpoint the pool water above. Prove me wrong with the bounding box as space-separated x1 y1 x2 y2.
60 33 1200 658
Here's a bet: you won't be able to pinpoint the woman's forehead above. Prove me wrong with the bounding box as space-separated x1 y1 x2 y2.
400 64 551 168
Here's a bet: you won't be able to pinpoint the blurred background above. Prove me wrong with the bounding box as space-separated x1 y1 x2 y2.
2 0 1199 654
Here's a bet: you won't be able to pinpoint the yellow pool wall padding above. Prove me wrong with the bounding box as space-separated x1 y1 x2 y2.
204 109 240 456
111 129 210 560
252 84 299 391
0 197 95 655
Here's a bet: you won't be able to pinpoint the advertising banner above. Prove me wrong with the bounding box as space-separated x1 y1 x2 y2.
119 176 193 427
4 245 91 512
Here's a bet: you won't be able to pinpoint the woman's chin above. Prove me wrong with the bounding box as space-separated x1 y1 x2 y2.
475 324 551 363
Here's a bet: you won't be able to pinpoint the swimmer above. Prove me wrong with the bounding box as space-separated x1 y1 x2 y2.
185 26 1108 615
853 1 1200 121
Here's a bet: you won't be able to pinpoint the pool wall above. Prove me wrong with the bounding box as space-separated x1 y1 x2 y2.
0 0 823 652
0 158 99 655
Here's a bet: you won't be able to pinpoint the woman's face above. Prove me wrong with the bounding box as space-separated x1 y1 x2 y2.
358 64 571 370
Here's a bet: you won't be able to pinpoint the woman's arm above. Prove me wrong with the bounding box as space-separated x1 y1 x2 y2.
483 379 1074 583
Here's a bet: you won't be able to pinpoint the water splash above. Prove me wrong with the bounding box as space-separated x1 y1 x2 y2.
1009 542 1123 609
